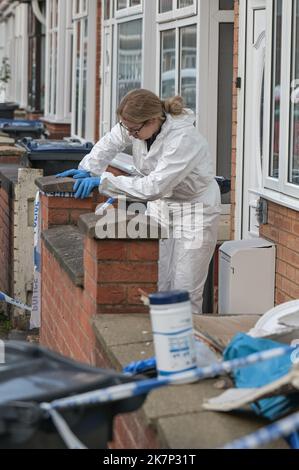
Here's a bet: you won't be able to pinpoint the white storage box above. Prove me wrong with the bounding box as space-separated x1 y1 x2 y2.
219 238 276 315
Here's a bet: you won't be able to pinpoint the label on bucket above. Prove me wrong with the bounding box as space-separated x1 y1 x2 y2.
150 299 197 377
153 327 197 376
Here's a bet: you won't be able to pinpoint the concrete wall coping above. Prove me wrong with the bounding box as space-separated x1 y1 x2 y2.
92 314 288 449
42 225 84 287
35 176 75 193
78 211 165 240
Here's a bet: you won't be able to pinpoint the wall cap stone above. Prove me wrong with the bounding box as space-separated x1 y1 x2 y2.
35 175 75 193
42 225 84 287
78 210 164 240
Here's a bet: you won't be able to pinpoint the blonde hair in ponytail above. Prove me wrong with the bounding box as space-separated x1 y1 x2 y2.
162 96 185 116
117 89 185 124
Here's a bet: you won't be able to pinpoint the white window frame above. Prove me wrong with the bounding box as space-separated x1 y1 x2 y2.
100 0 156 135
14 4 28 108
156 14 199 123
157 0 197 23
45 0 58 118
71 0 97 141
73 0 88 19
115 0 143 19
45 0 73 123
263 0 299 202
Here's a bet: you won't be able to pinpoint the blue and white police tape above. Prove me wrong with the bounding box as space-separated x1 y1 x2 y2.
0 291 32 312
40 344 297 412
221 410 299 449
41 191 76 198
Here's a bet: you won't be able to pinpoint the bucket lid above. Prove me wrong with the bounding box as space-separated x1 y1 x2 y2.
149 290 190 305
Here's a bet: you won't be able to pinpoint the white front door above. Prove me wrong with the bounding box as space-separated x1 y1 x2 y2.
242 0 266 238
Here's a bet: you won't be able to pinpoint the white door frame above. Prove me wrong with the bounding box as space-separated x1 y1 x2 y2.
235 0 267 239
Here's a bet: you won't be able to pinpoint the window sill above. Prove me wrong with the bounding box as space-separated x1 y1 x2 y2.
251 187 299 213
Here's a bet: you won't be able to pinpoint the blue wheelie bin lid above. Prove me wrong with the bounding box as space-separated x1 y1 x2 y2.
0 119 45 141
0 341 147 449
19 138 94 160
0 119 44 130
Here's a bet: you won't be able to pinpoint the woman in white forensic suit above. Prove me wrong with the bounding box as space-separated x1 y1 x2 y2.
79 89 221 314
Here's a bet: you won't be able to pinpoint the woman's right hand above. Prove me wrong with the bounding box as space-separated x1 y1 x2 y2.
55 169 91 179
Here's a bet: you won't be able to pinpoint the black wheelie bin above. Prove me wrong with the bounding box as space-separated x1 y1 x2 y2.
18 138 94 176
0 102 19 119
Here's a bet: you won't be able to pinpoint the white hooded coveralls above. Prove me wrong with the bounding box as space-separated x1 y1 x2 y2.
79 110 221 313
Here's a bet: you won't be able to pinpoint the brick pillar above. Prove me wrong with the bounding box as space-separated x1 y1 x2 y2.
84 237 159 314
0 145 25 165
35 175 106 230
79 211 162 314
41 120 71 140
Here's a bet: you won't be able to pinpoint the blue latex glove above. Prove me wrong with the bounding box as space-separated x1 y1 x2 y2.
56 169 91 179
74 177 101 199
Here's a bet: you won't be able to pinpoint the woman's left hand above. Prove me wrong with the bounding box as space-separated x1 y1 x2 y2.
73 177 101 199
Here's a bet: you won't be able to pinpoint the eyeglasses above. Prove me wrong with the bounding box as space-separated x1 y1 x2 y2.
119 121 147 135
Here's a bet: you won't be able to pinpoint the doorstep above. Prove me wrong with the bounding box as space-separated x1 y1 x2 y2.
92 314 289 449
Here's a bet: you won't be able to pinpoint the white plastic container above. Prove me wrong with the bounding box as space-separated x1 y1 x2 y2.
149 291 197 379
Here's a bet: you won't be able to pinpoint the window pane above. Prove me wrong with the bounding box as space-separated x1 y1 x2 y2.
180 25 197 112
269 0 282 179
117 20 142 104
117 0 127 10
219 0 234 10
130 0 141 6
289 0 299 185
177 0 193 8
160 29 176 100
159 0 172 14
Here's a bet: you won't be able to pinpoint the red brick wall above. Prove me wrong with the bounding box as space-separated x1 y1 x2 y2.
40 236 159 361
40 241 97 363
40 193 102 231
0 147 23 165
84 237 158 315
42 121 71 140
260 202 299 304
0 185 13 301
40 187 159 361
231 0 239 239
